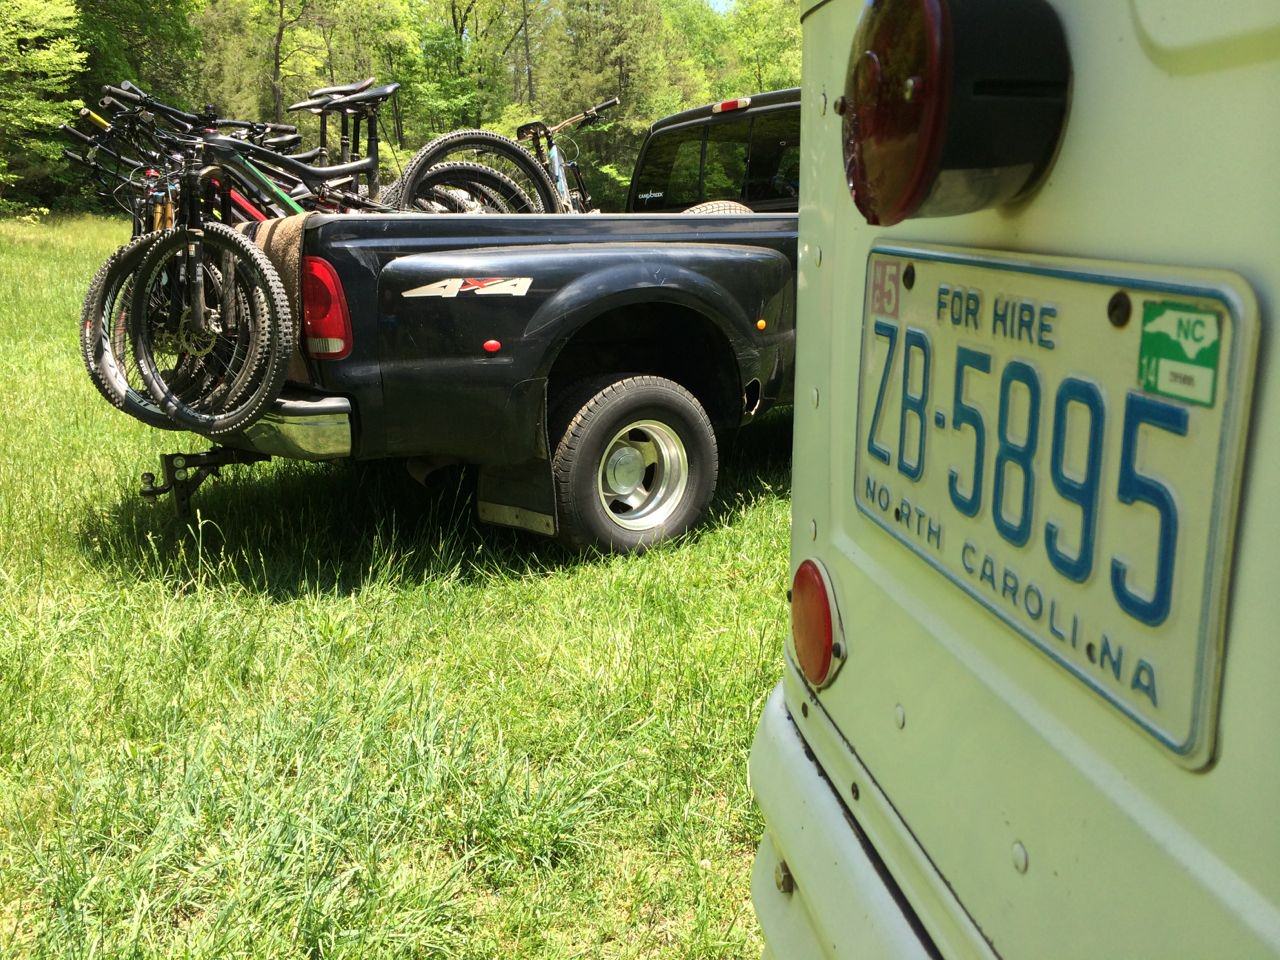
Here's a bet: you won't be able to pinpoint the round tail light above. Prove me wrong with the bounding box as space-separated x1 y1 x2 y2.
841 0 1070 226
791 559 844 688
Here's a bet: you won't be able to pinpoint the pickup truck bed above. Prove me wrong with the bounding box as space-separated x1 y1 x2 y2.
235 210 797 548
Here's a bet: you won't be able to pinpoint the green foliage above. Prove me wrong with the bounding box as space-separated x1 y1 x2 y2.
1 0 799 213
0 0 86 213
721 0 801 96
76 0 202 105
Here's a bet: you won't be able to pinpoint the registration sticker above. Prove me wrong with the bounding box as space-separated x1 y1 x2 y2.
854 244 1258 767
1139 300 1220 407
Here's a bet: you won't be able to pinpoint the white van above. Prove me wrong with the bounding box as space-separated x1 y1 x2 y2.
749 1 1280 956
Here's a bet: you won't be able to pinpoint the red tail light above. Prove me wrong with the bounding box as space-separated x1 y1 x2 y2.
841 0 1069 226
711 97 751 114
791 559 842 688
301 256 352 360
842 0 951 227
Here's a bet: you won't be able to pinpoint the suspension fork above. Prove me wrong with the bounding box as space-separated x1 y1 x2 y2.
182 151 208 333
547 143 571 210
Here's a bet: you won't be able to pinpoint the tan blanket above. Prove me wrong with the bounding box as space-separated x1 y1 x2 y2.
236 213 312 381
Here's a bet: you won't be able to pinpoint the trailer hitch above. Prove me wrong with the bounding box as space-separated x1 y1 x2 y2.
140 447 269 519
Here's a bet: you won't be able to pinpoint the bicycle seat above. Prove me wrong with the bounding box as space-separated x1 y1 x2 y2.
257 148 375 183
325 82 400 111
287 94 333 113
210 135 374 188
310 77 374 98
264 132 302 150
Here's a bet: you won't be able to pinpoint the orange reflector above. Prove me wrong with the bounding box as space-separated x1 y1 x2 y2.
756 318 767 330
792 559 836 687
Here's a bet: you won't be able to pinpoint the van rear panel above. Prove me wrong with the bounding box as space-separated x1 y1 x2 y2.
760 1 1280 956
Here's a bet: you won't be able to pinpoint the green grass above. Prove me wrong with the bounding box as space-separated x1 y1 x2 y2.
0 215 793 958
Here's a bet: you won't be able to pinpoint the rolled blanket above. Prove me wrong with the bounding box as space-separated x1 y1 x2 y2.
237 213 312 381
235 213 311 322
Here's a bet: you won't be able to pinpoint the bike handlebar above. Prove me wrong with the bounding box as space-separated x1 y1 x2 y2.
592 97 620 113
101 84 143 106
100 85 296 137
59 122 95 147
101 85 197 133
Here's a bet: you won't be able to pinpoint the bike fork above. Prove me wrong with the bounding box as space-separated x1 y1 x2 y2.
182 155 208 332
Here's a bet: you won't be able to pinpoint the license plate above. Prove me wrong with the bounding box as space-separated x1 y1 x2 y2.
854 244 1258 767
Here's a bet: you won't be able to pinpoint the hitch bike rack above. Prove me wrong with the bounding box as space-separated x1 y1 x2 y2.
140 447 269 519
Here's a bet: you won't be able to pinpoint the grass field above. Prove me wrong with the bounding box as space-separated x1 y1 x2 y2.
0 216 793 958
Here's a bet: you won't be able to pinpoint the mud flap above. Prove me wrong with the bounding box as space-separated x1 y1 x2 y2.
476 460 558 536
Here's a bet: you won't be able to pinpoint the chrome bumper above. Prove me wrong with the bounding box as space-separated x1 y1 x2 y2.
223 392 352 461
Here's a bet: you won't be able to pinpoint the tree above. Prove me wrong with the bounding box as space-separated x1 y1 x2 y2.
0 0 86 211
75 0 201 107
722 0 800 95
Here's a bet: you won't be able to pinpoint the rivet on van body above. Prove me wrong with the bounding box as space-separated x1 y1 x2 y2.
1107 291 1131 328
811 386 820 408
774 860 795 894
1012 841 1029 874
850 781 860 801
820 91 828 115
809 519 817 541
814 246 822 267
894 704 906 729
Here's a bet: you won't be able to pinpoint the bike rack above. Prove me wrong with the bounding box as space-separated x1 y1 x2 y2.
140 447 269 519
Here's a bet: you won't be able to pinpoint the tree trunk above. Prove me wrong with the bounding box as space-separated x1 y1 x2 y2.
271 0 287 123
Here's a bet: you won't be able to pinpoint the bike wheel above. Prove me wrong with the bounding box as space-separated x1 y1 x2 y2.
379 177 404 208
408 162 538 214
128 222 293 436
397 130 559 213
80 232 180 430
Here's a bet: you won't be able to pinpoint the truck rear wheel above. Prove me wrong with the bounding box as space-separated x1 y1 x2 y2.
551 376 718 552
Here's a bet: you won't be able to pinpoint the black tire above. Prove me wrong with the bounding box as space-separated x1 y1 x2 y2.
406 161 537 214
551 375 718 552
684 200 754 214
397 129 559 213
80 232 180 430
129 221 294 436
379 177 403 208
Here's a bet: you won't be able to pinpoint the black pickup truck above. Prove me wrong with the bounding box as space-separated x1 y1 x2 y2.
223 90 800 550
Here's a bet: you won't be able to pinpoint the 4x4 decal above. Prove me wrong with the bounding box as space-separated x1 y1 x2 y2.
403 277 533 298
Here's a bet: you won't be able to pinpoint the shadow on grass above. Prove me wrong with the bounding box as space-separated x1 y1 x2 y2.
80 409 793 599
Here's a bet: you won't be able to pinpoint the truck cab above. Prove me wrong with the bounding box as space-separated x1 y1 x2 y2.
751 1 1280 956
627 88 800 213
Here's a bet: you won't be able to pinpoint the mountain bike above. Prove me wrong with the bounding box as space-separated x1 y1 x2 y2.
96 81 401 214
395 98 619 214
517 97 619 212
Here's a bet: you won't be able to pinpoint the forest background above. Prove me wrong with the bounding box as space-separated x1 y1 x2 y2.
0 0 800 215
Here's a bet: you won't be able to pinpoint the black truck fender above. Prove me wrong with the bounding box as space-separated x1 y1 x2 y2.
374 241 794 535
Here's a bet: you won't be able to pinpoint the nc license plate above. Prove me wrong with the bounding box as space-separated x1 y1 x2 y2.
854 244 1257 767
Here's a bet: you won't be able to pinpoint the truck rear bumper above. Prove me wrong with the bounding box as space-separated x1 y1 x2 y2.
750 684 936 960
222 391 352 461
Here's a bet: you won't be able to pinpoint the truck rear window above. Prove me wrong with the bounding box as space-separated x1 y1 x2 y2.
631 128 703 210
703 117 752 203
630 106 800 212
745 110 800 206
